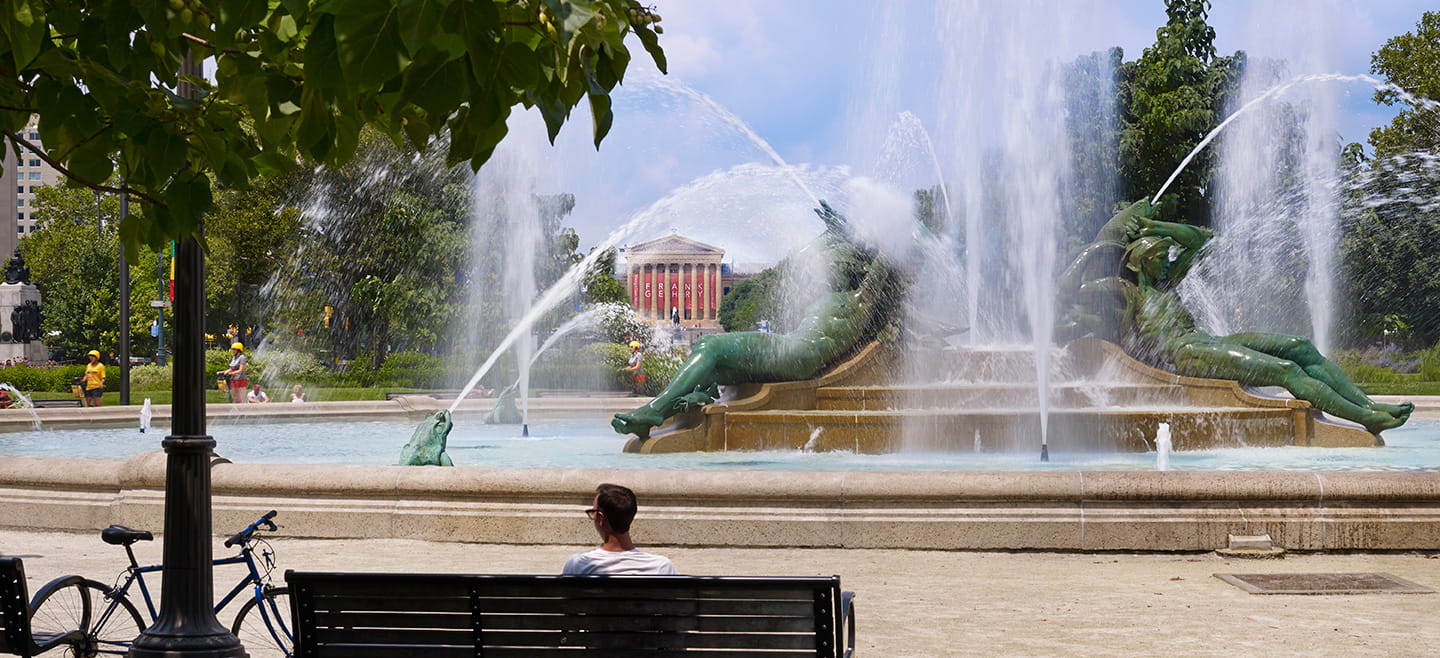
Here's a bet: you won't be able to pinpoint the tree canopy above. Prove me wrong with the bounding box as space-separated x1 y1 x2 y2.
1116 0 1241 225
1368 10 1440 156
0 0 666 257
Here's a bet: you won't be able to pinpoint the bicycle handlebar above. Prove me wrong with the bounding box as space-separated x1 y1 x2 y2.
224 510 278 547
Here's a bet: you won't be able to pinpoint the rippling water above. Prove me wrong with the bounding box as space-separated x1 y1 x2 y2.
1 417 1436 472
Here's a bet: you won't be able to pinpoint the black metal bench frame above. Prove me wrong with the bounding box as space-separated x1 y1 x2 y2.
0 558 88 657
27 399 82 409
287 570 855 657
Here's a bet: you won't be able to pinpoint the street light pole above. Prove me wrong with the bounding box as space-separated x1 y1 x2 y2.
127 52 246 658
119 192 130 406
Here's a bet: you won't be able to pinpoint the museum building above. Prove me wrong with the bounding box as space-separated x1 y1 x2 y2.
620 233 749 329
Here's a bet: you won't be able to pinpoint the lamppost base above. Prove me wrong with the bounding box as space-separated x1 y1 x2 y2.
128 630 247 657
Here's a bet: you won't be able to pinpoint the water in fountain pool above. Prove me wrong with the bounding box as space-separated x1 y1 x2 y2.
2 417 1435 472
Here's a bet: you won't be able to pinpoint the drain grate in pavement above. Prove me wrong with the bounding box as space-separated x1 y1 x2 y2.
1214 572 1434 595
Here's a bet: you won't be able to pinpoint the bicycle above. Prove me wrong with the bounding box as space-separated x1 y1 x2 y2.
26 510 293 657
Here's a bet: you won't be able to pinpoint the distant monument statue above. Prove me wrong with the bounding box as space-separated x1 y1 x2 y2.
1057 199 1412 435
9 299 40 343
3 251 28 285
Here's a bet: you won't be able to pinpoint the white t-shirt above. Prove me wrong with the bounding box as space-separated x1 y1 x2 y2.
562 549 677 576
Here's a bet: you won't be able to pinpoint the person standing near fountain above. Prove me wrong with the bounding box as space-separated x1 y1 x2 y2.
1059 201 1412 435
82 349 105 407
623 341 646 396
563 483 676 576
217 342 249 404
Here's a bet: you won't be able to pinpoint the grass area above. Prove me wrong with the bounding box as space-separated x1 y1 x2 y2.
1357 381 1440 396
25 387 398 405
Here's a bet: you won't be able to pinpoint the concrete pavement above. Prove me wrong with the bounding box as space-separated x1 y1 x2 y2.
4 528 1439 656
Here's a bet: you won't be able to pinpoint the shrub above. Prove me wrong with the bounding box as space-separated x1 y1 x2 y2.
1417 346 1440 381
129 364 171 391
593 302 653 345
377 351 448 388
1336 350 1401 384
641 344 687 396
254 349 331 386
0 365 50 393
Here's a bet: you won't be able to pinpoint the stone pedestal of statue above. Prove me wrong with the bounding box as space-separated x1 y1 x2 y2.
0 249 47 364
0 283 47 363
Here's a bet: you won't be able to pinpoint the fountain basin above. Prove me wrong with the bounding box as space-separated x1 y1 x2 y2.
2 453 1439 551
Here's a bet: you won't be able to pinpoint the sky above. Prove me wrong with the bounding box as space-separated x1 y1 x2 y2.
484 1 1436 263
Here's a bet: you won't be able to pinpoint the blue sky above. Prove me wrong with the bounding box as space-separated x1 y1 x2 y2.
495 1 1435 260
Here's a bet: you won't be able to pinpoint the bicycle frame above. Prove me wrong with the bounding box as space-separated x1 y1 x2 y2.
114 546 272 623
89 515 289 655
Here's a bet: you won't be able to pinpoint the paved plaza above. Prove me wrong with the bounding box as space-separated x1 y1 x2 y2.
4 528 1439 656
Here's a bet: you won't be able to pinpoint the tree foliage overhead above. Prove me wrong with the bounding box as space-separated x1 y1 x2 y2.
0 0 666 256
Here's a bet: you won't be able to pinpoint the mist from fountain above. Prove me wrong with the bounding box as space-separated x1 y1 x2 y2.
1158 73 1439 359
0 383 39 430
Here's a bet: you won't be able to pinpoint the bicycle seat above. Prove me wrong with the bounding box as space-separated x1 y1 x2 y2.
101 525 154 546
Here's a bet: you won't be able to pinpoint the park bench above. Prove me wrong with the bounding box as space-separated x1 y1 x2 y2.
0 558 88 657
383 391 466 401
28 399 81 409
286 571 855 657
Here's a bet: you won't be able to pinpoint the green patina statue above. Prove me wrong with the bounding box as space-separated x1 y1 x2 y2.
485 382 522 424
1059 200 1412 434
398 409 455 466
612 201 902 438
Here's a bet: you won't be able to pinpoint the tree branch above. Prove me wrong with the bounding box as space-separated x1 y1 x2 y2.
6 133 165 207
180 32 246 57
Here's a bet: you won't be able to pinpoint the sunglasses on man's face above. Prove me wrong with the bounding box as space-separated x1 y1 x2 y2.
585 508 599 519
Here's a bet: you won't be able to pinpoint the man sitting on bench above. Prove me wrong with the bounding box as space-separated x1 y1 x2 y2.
562 483 677 575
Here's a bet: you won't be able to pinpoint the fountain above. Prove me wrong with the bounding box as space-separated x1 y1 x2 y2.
2 3 1438 555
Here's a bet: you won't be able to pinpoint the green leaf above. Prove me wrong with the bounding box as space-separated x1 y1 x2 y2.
587 91 611 149
253 150 298 177
164 174 212 231
399 50 467 119
331 0 409 87
634 25 667 74
67 138 115 184
3 0 47 69
144 126 188 181
297 88 337 162
395 0 452 55
305 15 346 91
499 41 539 89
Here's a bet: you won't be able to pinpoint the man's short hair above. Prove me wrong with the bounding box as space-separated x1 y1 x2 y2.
595 483 638 533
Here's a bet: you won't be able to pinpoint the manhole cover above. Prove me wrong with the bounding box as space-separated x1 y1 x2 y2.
1214 572 1434 595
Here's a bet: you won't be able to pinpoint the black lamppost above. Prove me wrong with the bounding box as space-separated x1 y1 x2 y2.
128 53 246 658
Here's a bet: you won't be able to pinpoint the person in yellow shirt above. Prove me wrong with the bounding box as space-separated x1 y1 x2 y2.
83 350 106 407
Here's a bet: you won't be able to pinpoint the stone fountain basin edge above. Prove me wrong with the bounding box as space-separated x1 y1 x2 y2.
2 451 1438 552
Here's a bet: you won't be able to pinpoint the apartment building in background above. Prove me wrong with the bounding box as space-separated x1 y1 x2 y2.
1 117 62 259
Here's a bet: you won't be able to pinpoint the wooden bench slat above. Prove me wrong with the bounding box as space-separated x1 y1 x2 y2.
288 571 851 657
478 612 818 633
480 649 817 658
309 643 474 658
303 580 473 597
309 594 472 613
313 627 473 645
477 582 829 599
311 611 472 628
482 630 818 650
475 598 819 616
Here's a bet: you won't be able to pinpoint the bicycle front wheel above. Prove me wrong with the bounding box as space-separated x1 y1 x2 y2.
232 586 292 658
30 579 145 656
